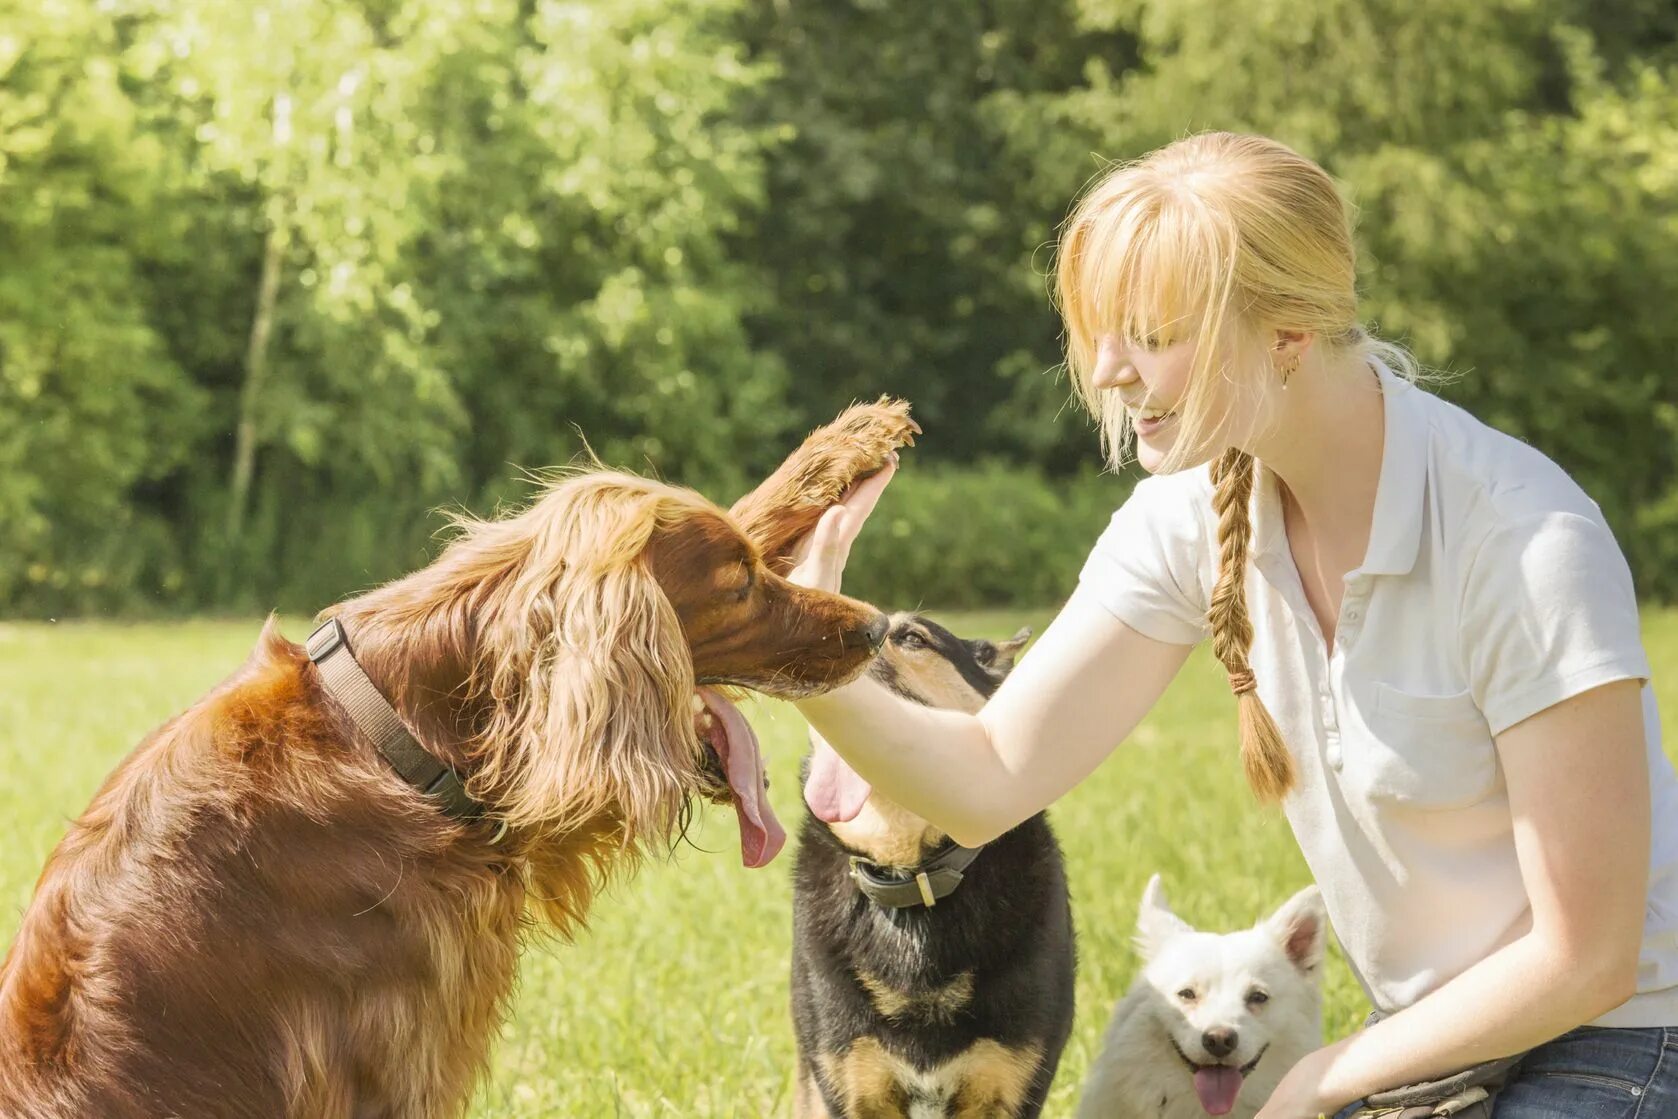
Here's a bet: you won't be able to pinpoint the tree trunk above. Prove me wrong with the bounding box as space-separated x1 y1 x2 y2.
227 92 294 547
226 203 288 545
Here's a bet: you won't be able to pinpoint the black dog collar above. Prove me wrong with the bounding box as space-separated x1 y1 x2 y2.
307 618 490 826
847 842 983 909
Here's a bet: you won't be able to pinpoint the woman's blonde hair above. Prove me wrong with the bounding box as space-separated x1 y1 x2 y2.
1055 131 1416 802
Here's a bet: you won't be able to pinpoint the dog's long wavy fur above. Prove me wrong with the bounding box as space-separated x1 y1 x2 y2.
0 461 891 1119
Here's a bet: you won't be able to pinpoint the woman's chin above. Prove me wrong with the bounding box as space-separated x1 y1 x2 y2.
1134 436 1176 475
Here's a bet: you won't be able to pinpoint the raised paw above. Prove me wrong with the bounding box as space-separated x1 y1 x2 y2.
730 396 919 572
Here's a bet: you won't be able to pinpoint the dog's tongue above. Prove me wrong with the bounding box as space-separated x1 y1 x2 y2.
803 733 872 824
698 687 785 868
1192 1067 1244 1116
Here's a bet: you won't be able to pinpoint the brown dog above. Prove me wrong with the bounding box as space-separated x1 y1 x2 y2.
0 401 915 1119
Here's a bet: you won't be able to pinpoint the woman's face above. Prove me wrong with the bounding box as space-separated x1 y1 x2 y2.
1090 332 1208 474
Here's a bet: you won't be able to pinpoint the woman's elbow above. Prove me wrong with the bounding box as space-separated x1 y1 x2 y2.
940 800 1026 849
1585 946 1642 1016
1558 931 1642 1019
945 820 1005 849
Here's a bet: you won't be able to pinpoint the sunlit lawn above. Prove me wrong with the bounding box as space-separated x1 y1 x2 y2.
2 609 1673 1116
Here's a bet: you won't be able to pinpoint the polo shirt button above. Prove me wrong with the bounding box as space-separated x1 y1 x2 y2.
1326 738 1342 769
1344 608 1361 623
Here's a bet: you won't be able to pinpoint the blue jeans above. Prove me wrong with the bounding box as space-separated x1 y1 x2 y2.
1333 1026 1678 1117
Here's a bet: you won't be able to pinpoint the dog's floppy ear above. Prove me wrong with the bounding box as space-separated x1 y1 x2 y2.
1134 873 1193 958
469 483 696 851
1263 884 1327 974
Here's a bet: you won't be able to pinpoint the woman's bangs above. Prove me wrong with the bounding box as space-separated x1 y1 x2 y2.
1072 199 1210 355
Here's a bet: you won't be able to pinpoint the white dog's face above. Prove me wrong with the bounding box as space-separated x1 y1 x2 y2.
1134 876 1326 1116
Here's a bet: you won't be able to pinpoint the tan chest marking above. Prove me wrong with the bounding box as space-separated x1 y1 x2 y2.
816 1037 1044 1119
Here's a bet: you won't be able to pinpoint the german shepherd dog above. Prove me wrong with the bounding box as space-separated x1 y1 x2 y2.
791 614 1075 1118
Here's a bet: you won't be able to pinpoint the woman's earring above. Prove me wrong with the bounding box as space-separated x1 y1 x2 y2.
1280 354 1300 388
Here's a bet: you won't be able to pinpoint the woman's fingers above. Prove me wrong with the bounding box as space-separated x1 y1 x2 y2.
826 455 898 546
786 454 900 592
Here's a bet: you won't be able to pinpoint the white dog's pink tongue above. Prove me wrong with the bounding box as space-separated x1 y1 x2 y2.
698 687 785 868
1192 1067 1244 1116
803 734 871 824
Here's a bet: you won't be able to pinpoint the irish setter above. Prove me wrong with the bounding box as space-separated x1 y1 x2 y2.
0 401 918 1118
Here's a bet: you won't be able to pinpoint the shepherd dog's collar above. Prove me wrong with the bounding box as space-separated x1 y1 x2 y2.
846 841 983 909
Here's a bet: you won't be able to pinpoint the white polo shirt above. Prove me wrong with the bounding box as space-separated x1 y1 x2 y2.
1079 366 1678 1027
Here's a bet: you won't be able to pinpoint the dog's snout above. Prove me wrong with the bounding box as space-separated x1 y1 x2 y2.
1201 1026 1238 1059
863 612 889 652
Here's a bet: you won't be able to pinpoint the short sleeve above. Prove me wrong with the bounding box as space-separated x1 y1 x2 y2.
1078 476 1210 646
1461 511 1651 736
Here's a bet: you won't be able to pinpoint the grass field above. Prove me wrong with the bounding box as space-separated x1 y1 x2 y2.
2 609 1674 1116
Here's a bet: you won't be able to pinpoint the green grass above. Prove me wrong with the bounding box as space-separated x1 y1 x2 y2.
2 610 1675 1116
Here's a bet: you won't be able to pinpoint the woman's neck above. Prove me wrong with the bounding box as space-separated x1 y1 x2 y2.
1243 352 1386 569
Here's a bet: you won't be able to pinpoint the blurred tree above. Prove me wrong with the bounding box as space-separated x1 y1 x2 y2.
733 0 1137 476
0 0 1672 612
0 0 205 612
412 0 790 509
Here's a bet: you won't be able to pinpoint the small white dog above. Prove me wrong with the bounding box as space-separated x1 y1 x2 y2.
1076 875 1327 1119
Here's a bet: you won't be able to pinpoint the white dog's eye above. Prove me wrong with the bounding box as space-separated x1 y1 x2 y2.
1246 989 1270 1007
1176 987 1197 1003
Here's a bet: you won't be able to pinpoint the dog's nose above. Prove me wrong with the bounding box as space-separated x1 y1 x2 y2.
1202 1027 1238 1060
863 612 889 652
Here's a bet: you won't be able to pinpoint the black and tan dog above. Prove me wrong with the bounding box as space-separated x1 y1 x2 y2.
791 614 1075 1118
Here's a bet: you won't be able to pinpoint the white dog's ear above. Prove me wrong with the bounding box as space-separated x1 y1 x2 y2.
1135 874 1193 958
1264 884 1327 974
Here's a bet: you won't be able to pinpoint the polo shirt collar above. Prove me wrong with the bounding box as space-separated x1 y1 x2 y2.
1249 361 1430 577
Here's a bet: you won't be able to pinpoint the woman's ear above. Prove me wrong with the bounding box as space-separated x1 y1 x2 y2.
1271 328 1315 363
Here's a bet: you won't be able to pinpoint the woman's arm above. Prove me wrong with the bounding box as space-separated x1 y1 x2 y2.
799 593 1192 846
787 465 1193 846
1259 677 1650 1117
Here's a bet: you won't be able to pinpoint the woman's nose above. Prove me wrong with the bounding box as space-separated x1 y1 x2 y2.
1089 335 1133 389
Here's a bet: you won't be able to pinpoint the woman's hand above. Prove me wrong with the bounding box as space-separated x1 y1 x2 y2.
785 453 897 594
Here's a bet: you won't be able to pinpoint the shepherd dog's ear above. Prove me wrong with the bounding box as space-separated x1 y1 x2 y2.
992 627 1032 672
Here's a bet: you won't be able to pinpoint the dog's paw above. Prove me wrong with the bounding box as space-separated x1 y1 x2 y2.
731 397 919 569
827 396 920 474
786 396 919 502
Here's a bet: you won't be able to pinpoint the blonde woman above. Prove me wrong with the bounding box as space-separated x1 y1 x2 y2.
788 132 1677 1116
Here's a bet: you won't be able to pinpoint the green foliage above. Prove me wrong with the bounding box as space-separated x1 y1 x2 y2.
0 2 206 612
0 0 1675 613
842 463 1133 611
